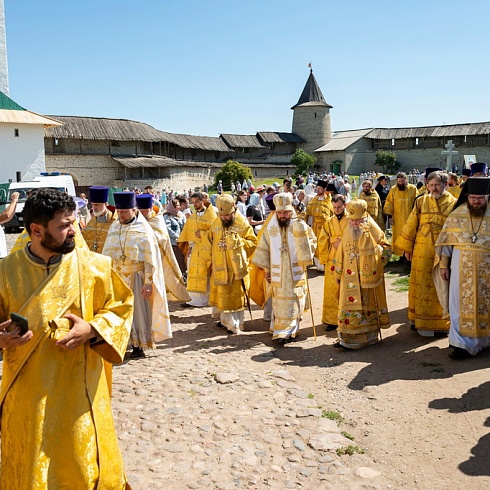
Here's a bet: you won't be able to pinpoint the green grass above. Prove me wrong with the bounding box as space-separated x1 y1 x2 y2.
336 445 365 456
341 431 355 441
321 410 344 425
307 393 315 399
391 276 410 292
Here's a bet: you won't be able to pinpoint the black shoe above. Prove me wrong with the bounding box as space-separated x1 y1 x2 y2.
181 303 195 308
449 347 471 360
325 324 338 332
276 338 287 345
410 324 416 331
333 342 348 349
216 321 226 329
226 329 235 335
130 347 146 359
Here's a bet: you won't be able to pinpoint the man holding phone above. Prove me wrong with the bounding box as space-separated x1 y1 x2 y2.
0 188 134 488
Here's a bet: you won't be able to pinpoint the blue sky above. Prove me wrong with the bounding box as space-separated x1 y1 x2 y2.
4 0 490 136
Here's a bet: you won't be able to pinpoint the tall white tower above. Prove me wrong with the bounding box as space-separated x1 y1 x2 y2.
0 0 8 95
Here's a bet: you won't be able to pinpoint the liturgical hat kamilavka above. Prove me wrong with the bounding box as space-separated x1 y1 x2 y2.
466 177 490 196
135 194 154 209
113 192 136 209
470 162 488 176
462 168 471 177
89 186 109 203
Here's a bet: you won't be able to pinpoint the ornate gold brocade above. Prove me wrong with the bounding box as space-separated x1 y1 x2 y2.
0 247 133 488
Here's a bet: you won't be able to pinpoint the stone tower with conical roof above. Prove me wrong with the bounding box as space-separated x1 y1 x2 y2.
291 68 332 154
0 0 8 96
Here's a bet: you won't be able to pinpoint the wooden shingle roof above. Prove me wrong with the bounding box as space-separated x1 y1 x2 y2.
45 116 163 141
366 122 490 139
292 70 332 109
257 132 305 144
159 132 230 151
220 134 266 149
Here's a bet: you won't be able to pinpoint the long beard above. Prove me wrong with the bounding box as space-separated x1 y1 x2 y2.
468 202 487 217
93 209 105 217
222 218 234 228
397 183 407 191
349 222 364 240
363 190 372 196
278 217 291 228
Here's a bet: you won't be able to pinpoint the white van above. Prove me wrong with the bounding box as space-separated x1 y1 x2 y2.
1 173 76 233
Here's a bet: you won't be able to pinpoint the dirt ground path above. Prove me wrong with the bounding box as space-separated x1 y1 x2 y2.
114 264 490 489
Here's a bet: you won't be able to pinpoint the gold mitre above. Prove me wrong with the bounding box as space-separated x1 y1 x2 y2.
347 199 368 219
216 194 236 216
273 192 294 211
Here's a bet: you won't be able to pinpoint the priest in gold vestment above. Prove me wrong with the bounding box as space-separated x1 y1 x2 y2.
136 194 190 303
252 193 317 344
81 186 117 253
319 194 349 329
103 192 171 359
0 189 133 489
383 172 418 256
435 177 490 359
358 180 385 230
333 200 391 349
306 180 333 271
396 171 455 336
200 195 257 334
447 173 462 199
178 192 217 307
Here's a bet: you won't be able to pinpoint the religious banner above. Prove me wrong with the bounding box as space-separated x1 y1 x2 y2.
464 155 477 169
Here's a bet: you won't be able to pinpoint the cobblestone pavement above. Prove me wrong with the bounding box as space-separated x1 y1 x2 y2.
115 292 392 490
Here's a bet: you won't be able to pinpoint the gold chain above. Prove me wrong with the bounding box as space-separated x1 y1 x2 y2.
118 221 132 264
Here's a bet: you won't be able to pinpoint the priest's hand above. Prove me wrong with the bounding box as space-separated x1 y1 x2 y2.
0 320 33 349
440 268 450 281
142 283 153 299
56 313 96 350
404 252 413 261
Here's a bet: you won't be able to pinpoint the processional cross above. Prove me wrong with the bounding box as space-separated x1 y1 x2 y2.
441 140 459 172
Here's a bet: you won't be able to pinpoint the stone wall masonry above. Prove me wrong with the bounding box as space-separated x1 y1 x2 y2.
315 142 490 176
46 152 297 190
46 154 119 186
293 106 331 155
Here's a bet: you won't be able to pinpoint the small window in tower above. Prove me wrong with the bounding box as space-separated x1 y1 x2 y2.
391 138 395 146
14 129 19 137
314 112 317 118
415 138 419 146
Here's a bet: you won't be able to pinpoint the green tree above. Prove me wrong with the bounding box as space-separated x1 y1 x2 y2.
374 150 400 174
291 148 317 176
214 160 253 191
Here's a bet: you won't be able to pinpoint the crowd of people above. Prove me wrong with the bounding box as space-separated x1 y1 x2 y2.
0 161 489 486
